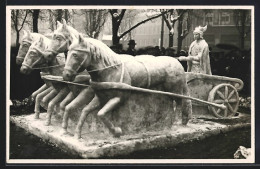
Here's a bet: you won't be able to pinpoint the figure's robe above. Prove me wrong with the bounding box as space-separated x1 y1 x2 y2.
187 39 212 75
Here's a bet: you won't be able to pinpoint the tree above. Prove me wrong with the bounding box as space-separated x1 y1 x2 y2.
109 9 126 45
11 9 29 47
233 9 251 49
110 9 172 45
81 9 108 38
176 9 191 55
32 9 40 32
161 9 179 48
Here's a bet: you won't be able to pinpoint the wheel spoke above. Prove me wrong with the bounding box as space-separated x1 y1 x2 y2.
228 90 235 100
216 108 222 115
217 91 225 99
225 86 228 98
224 108 228 117
227 103 234 113
214 99 224 104
229 98 238 103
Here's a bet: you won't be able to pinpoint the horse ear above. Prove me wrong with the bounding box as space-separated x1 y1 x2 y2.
71 33 77 43
23 30 31 38
62 18 67 25
37 36 43 45
23 30 28 37
78 34 84 44
57 21 62 28
62 19 67 30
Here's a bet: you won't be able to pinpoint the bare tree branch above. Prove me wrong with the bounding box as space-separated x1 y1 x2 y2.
18 10 28 31
119 10 171 39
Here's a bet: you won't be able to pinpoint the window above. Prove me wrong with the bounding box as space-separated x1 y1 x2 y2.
221 12 230 25
205 13 213 25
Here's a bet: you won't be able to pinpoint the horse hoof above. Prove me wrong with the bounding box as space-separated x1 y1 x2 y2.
113 127 122 138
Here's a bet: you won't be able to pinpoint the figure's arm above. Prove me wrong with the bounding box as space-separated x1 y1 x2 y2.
178 52 202 61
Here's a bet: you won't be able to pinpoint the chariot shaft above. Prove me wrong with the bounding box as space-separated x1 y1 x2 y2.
90 81 227 110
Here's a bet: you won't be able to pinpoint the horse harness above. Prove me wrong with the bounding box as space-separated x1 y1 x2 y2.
45 32 71 56
22 46 64 70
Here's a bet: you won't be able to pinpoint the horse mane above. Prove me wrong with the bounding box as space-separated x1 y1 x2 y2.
69 36 122 67
30 34 51 51
54 23 80 41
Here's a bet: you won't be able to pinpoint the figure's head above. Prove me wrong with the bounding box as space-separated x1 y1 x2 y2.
193 25 207 40
63 34 90 81
44 19 71 61
16 30 33 65
128 40 136 49
20 37 47 75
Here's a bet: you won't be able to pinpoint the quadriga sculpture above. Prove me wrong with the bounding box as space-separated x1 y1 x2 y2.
63 34 192 139
43 19 95 135
20 36 69 125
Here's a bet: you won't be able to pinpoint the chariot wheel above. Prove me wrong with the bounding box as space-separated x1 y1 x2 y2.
208 84 239 118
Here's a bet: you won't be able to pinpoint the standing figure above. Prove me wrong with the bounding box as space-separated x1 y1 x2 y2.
126 40 137 56
178 25 212 75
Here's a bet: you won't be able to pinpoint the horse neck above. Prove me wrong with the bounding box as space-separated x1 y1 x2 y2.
84 41 122 82
41 56 64 76
40 38 64 75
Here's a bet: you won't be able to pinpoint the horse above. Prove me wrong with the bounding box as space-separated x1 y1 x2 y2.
16 30 48 65
43 19 95 134
20 36 70 126
63 34 192 139
16 30 53 100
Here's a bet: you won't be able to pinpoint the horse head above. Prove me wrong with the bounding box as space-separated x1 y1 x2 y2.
44 19 79 61
16 30 34 65
20 36 48 75
63 34 92 81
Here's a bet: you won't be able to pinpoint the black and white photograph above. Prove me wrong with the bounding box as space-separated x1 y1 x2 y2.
6 4 254 163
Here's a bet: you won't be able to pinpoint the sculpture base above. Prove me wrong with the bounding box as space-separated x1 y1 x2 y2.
10 113 250 159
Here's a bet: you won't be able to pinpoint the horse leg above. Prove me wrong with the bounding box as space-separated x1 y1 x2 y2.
45 87 70 126
62 87 95 134
59 92 75 118
42 89 58 107
181 84 192 125
34 87 53 119
97 97 122 138
173 98 183 125
31 84 48 101
74 95 100 139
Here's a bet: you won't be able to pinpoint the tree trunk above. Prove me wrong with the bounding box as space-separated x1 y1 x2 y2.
64 9 69 22
16 31 20 47
160 16 164 49
169 34 173 47
57 9 63 22
112 16 120 45
32 9 40 32
177 19 183 56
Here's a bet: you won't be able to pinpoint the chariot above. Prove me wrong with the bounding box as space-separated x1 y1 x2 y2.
42 71 243 119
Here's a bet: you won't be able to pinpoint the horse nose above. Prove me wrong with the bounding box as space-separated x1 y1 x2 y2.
63 70 72 81
16 57 23 65
20 65 30 75
43 51 54 61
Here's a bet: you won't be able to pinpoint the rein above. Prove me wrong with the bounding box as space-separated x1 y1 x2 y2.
64 48 125 74
22 46 64 70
